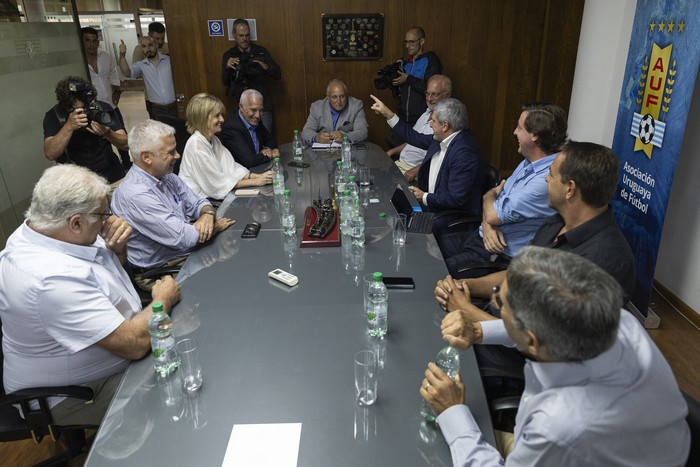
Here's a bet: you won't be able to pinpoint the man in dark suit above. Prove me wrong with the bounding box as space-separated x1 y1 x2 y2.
219 89 279 169
370 95 484 215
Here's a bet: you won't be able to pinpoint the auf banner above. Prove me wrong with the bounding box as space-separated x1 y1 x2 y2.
611 0 700 315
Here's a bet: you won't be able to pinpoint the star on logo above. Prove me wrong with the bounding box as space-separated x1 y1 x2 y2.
658 21 666 32
649 21 656 32
679 20 686 32
667 21 675 32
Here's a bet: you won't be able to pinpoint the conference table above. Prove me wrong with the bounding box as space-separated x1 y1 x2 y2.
85 142 494 466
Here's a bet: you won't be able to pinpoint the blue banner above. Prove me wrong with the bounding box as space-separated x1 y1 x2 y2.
612 0 700 314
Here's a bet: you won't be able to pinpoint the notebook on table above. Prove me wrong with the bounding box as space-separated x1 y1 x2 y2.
390 187 434 234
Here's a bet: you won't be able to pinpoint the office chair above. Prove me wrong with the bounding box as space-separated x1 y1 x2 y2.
0 318 96 465
154 115 189 175
684 392 700 467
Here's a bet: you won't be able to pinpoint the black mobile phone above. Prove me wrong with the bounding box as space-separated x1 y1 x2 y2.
241 222 261 238
288 161 310 168
382 276 415 289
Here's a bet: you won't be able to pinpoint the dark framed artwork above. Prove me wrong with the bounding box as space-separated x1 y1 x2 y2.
322 13 384 61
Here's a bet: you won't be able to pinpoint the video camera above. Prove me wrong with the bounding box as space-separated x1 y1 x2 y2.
68 81 115 125
231 51 266 85
373 60 404 99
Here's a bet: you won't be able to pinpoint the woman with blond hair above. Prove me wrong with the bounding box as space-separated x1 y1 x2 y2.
180 93 272 199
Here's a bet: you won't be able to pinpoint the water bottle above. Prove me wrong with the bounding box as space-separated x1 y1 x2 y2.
340 189 354 235
350 200 365 246
341 135 352 168
334 160 347 198
347 175 359 202
148 302 180 376
420 346 461 424
367 272 388 338
292 130 303 161
272 157 285 195
282 189 296 236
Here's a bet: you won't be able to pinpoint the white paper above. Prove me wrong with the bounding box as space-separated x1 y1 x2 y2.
311 142 342 150
222 423 302 467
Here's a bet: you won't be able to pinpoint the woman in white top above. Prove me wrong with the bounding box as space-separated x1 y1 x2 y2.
180 93 272 199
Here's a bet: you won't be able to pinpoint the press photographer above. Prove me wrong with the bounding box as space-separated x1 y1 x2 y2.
221 18 281 133
43 76 127 184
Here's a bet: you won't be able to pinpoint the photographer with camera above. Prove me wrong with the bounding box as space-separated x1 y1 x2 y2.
43 76 127 184
389 27 442 126
221 19 281 133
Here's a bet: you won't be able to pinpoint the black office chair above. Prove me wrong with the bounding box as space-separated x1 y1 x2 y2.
154 115 189 175
441 163 502 233
0 318 96 465
684 392 700 467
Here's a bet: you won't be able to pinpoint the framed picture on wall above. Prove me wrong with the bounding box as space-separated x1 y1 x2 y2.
322 13 383 61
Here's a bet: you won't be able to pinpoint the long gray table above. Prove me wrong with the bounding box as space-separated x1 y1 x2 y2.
85 143 494 466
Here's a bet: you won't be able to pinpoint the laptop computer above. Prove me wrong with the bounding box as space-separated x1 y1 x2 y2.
390 187 435 234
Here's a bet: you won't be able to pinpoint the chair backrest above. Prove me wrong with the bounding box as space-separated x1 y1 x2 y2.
154 115 189 175
684 392 700 467
481 164 501 196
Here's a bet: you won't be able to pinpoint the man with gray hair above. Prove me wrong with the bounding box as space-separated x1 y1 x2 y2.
219 89 280 169
371 94 484 214
112 119 234 290
0 164 180 426
302 79 368 145
422 247 689 465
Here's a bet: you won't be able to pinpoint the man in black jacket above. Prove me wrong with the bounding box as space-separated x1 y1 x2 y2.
219 89 279 169
221 19 281 133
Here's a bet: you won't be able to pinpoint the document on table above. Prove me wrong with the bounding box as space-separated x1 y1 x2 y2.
222 423 302 467
311 141 341 150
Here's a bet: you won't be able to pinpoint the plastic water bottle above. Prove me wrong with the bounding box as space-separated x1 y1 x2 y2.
272 157 285 195
347 175 359 201
367 272 388 338
292 130 303 161
282 189 296 236
340 189 353 235
350 200 365 245
420 346 461 424
334 160 347 198
148 302 180 376
341 135 352 168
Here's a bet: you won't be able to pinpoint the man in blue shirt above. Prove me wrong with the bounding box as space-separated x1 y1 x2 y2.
437 103 568 277
422 247 690 466
111 119 235 290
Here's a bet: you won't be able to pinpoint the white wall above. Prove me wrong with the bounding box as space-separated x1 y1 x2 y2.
569 0 700 316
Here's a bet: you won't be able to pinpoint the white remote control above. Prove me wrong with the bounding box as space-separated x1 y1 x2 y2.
268 268 299 287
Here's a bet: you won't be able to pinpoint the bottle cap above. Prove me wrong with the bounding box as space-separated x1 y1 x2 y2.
379 212 386 218
294 129 299 134
344 189 350 195
274 157 280 162
373 272 383 281
152 302 163 312
349 176 355 181
337 160 342 165
284 189 290 196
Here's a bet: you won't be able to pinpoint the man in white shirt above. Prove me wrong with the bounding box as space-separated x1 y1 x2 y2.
82 27 121 106
421 247 690 466
0 165 180 426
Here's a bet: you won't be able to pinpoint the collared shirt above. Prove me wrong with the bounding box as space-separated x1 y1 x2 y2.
480 154 557 257
329 102 342 131
88 49 120 105
112 165 210 268
128 53 176 105
0 222 141 406
424 130 461 205
439 311 690 466
399 108 433 166
238 111 260 153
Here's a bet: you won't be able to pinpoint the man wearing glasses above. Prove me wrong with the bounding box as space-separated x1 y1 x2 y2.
384 75 452 181
219 89 279 169
301 79 369 145
393 26 442 125
422 247 689 465
0 165 180 426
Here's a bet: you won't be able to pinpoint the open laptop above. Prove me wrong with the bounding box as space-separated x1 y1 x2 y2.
390 187 435 233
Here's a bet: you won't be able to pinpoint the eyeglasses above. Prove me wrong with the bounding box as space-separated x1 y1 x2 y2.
67 209 112 222
403 39 420 45
425 91 445 99
329 95 347 101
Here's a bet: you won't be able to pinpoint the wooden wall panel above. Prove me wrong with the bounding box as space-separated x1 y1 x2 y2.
161 0 583 174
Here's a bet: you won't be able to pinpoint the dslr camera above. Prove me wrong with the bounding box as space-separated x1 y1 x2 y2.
374 60 404 99
68 81 115 126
